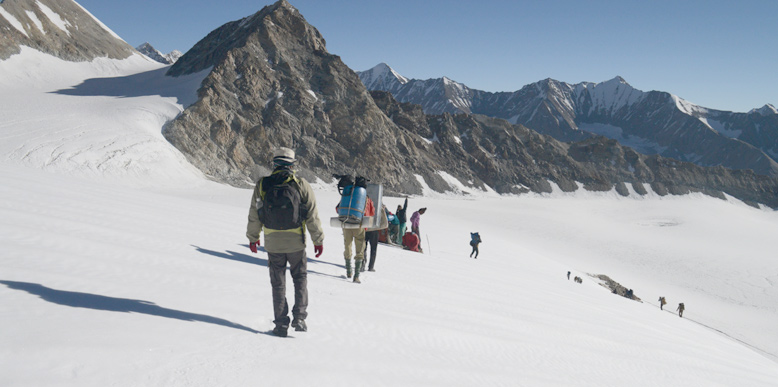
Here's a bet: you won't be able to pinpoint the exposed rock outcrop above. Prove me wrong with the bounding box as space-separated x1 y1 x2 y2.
0 0 135 60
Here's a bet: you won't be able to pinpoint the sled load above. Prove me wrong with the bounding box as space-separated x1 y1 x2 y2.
331 174 388 230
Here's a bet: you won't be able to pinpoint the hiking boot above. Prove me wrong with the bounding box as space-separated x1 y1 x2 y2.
272 325 288 337
292 318 307 332
353 260 363 283
368 267 375 272
345 259 352 278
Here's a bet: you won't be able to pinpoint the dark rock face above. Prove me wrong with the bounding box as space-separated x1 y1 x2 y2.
360 66 778 178
0 0 135 60
594 274 641 302
162 1 778 208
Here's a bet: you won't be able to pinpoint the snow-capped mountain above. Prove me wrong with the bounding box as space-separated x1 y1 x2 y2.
136 42 182 65
359 64 778 177
0 0 136 61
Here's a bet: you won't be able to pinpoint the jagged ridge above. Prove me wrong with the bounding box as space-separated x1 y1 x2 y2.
359 64 778 177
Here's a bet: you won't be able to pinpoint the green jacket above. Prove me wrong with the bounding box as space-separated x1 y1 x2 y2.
246 170 324 253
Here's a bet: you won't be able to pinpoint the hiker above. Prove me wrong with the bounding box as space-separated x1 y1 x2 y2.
410 207 426 236
676 302 685 317
567 271 571 280
402 231 420 252
364 203 390 271
363 229 378 272
246 147 324 338
469 232 482 258
386 207 399 244
395 198 408 244
336 185 374 283
658 296 667 310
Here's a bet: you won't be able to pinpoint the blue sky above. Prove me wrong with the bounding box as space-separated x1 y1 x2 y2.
75 0 776 113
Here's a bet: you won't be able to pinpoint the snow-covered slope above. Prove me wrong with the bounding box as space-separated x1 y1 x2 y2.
1 49 778 386
0 47 208 186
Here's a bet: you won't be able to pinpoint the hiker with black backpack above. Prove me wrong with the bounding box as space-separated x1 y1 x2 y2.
246 147 324 337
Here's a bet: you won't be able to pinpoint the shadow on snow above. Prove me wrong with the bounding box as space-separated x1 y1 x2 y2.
193 245 342 279
0 280 258 334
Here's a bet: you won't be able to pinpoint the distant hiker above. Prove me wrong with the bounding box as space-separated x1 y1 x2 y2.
336 180 374 283
395 198 408 244
574 276 582 284
410 207 426 237
676 302 685 318
246 147 324 337
567 271 571 280
402 231 420 252
659 296 667 310
625 289 634 299
469 232 482 258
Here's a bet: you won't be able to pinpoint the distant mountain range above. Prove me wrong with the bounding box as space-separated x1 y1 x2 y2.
136 42 182 65
359 63 778 177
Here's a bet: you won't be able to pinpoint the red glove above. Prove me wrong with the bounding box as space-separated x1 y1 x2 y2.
314 245 323 257
249 240 259 253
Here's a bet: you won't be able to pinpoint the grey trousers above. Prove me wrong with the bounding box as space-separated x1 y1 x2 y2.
268 249 308 328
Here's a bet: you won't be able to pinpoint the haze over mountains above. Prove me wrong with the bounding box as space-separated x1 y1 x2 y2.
359 63 778 177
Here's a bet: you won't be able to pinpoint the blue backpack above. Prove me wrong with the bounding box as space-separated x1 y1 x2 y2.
470 232 481 246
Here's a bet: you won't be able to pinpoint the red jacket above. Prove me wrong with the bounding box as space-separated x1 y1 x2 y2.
402 232 420 252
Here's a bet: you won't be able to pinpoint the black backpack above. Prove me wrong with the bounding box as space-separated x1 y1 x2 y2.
258 171 307 231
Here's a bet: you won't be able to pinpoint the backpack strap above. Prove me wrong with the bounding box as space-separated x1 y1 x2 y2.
259 170 298 200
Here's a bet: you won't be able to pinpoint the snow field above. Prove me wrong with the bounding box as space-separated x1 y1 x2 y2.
1 47 777 386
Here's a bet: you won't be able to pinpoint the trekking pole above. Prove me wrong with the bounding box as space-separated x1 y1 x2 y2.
426 235 431 255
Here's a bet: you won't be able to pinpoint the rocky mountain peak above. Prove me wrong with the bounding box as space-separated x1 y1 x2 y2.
136 42 181 64
162 0 423 191
359 63 409 89
167 0 325 77
752 104 777 116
